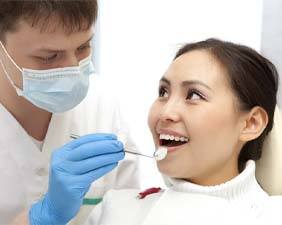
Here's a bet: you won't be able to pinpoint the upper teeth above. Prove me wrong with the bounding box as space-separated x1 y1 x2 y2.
159 134 188 142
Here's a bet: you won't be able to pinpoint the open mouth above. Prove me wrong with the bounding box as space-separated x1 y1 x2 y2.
159 134 189 147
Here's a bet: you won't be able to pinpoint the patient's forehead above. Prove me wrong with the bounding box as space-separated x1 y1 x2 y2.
165 50 232 92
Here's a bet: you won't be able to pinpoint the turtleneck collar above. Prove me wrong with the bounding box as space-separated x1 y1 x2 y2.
165 160 268 201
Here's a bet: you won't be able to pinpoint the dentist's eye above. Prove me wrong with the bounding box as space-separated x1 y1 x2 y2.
186 89 205 101
39 54 58 64
77 43 91 52
158 86 169 98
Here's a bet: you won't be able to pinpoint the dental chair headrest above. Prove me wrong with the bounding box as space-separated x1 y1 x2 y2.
256 106 282 195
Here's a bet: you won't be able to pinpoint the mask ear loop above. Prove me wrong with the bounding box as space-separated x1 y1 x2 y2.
0 41 24 96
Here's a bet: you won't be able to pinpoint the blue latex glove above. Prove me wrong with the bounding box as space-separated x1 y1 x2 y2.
29 133 124 225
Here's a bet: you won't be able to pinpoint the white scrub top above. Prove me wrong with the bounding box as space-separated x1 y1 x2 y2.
0 75 140 225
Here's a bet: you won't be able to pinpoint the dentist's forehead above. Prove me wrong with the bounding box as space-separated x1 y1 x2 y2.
6 20 93 52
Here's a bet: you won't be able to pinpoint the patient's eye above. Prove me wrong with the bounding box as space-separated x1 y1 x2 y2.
186 89 205 101
158 86 169 98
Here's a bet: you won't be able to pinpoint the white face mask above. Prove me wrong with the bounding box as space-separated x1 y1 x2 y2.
0 41 95 113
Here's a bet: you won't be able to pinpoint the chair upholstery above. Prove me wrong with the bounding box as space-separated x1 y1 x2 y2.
256 106 282 195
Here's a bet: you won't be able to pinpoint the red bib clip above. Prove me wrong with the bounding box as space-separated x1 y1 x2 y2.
137 187 162 199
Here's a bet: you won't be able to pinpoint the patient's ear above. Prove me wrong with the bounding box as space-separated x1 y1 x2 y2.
239 106 268 142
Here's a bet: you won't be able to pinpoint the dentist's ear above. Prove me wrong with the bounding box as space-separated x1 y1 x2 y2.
239 106 269 142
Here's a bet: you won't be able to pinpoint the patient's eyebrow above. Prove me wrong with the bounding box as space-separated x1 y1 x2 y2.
160 77 212 92
182 80 212 91
160 77 170 85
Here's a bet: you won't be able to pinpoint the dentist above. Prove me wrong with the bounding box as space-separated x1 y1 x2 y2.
0 1 140 225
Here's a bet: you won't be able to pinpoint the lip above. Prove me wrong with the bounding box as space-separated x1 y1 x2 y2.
157 128 187 138
156 128 189 154
161 143 188 153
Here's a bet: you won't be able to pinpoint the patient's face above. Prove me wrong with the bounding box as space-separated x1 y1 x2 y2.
148 50 247 186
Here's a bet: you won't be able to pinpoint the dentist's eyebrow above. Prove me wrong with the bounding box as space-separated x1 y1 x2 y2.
36 35 94 53
160 77 213 92
78 35 94 48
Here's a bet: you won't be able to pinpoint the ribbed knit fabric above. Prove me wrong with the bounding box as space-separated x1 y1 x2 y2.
167 160 269 218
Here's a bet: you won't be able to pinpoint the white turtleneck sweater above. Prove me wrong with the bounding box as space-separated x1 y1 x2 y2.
85 160 282 225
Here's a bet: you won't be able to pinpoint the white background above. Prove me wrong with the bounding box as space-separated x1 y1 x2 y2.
93 0 264 188
261 0 282 107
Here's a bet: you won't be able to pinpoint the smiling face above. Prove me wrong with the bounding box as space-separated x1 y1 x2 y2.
148 50 248 186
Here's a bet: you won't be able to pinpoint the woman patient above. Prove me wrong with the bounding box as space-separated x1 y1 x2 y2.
85 38 280 225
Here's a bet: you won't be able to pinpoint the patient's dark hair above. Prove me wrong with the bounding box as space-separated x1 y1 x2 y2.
175 38 279 171
0 0 98 42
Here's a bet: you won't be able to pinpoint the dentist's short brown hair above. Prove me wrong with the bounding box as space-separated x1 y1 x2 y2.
0 0 98 43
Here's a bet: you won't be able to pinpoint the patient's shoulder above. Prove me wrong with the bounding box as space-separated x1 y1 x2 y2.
105 188 163 204
264 195 282 220
268 195 282 205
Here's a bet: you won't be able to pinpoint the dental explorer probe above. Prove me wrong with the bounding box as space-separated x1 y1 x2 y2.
70 133 154 159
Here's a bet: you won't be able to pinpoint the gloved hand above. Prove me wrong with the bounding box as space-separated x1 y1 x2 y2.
29 133 124 225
